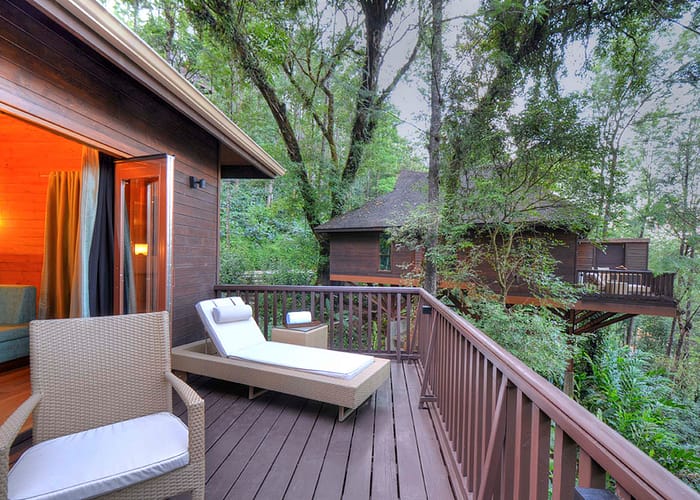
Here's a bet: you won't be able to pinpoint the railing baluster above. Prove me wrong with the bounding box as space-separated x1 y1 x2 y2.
579 450 606 489
395 292 402 360
513 391 532 498
502 382 517 499
471 349 483 495
465 343 476 489
615 485 633 499
552 426 577 499
339 291 345 347
456 334 466 468
476 377 508 500
530 408 551 500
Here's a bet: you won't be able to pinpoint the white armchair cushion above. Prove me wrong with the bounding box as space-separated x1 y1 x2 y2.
8 412 189 500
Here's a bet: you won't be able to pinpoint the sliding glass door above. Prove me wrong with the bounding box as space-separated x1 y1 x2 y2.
114 155 173 314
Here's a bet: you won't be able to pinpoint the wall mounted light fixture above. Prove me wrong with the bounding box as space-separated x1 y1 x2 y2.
189 176 206 189
134 243 149 256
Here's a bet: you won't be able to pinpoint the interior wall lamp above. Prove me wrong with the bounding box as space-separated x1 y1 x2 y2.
189 176 206 189
134 243 149 256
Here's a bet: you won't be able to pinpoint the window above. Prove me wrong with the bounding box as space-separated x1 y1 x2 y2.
379 233 391 271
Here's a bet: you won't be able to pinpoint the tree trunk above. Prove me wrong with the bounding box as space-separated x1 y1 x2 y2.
674 304 691 365
666 312 678 357
316 236 331 285
625 316 635 346
423 0 443 295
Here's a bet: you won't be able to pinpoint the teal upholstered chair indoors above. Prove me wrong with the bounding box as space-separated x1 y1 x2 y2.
0 286 35 364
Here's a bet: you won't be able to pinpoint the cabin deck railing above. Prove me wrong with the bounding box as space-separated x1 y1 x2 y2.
214 284 420 359
214 284 697 499
577 269 675 301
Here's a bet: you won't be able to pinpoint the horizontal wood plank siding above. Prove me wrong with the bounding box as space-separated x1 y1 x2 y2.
0 115 82 294
625 242 648 270
329 232 417 283
576 241 595 269
1 1 223 345
552 230 578 283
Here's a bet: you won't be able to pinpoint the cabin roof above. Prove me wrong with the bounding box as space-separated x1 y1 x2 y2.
315 170 586 233
34 0 284 179
315 170 428 233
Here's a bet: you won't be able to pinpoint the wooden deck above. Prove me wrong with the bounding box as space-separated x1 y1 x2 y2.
174 360 454 500
4 360 453 499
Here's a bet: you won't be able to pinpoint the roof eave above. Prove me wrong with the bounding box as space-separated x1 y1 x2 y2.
314 226 392 234
32 0 285 178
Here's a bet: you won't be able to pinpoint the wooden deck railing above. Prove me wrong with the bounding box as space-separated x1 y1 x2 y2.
215 284 697 499
214 285 420 359
577 269 675 300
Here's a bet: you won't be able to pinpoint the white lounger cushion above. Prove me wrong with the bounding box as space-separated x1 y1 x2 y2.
234 341 374 379
195 298 374 379
8 412 189 500
196 298 266 355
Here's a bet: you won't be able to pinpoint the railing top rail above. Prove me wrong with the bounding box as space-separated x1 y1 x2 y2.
576 268 675 276
415 288 694 498
215 284 420 294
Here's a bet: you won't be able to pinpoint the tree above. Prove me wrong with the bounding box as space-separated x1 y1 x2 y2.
442 88 595 305
423 0 443 295
184 0 424 282
583 30 661 239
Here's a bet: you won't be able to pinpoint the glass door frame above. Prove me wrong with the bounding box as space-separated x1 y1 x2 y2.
114 154 174 315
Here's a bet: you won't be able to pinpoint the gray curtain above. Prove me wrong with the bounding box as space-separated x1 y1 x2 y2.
88 153 114 316
69 147 100 317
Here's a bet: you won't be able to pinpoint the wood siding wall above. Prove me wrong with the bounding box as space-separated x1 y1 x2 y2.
328 229 578 293
1 1 221 345
576 240 595 269
0 115 82 295
625 242 648 270
329 232 417 283
469 229 578 296
576 240 649 271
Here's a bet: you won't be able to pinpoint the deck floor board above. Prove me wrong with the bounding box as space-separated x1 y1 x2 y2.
4 361 455 499
185 360 455 500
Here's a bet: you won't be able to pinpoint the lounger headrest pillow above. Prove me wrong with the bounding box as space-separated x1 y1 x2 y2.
212 304 253 324
285 311 313 325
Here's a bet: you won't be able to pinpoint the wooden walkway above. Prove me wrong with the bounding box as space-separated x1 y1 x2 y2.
175 360 454 500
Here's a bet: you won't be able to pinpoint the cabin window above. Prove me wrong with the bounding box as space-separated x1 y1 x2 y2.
379 233 391 271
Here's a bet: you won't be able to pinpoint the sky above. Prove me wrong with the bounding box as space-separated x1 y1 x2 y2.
384 3 697 160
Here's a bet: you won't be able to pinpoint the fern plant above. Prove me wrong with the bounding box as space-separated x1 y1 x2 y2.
576 332 700 489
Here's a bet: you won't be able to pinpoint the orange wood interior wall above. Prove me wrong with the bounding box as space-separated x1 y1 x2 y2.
0 113 82 295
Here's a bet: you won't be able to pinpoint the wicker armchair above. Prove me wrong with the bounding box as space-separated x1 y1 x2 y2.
0 311 205 499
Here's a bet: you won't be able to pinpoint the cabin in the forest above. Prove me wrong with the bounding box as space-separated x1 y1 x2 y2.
0 0 284 364
315 171 677 327
315 170 582 289
315 170 428 285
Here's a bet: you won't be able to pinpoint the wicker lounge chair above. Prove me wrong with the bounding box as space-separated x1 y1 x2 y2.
0 312 205 500
171 298 390 421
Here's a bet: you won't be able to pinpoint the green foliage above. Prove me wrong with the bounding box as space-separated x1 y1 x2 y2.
345 114 424 211
218 179 317 284
465 300 571 383
576 332 700 486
